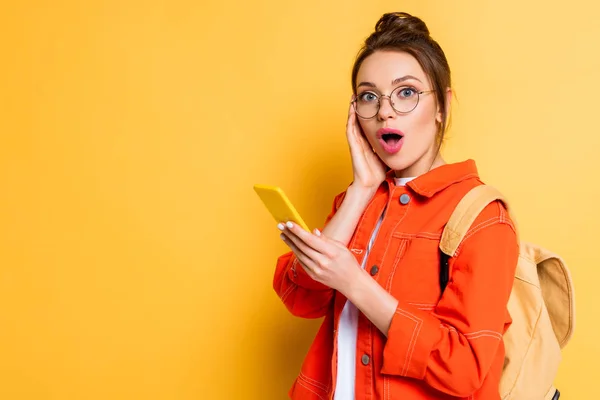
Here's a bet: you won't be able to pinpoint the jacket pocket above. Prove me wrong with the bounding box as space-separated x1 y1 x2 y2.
387 234 443 302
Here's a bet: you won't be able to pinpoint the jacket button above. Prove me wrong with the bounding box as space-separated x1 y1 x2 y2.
369 265 379 276
399 194 410 205
361 354 370 365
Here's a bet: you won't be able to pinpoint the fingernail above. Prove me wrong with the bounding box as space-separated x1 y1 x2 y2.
286 222 294 229
277 223 285 231
315 229 321 236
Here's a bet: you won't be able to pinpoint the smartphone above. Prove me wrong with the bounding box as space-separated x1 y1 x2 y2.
253 184 311 232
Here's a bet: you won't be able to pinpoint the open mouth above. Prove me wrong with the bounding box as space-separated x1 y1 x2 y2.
377 128 405 154
381 133 403 146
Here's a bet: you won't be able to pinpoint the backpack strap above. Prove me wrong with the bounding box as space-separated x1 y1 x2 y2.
439 185 513 292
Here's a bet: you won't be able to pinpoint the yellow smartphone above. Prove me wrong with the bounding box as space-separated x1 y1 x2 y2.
253 184 311 232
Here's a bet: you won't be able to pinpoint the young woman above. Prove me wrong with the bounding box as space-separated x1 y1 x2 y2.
274 11 518 400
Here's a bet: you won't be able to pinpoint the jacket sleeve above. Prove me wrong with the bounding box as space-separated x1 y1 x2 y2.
272 191 346 319
380 202 519 397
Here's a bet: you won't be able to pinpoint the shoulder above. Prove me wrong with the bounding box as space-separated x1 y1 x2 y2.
450 181 518 256
466 198 515 242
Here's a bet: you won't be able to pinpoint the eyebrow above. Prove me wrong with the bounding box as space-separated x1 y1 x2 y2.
357 75 423 89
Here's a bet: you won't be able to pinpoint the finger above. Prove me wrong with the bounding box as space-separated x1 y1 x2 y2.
280 233 320 274
309 228 345 250
284 222 334 258
348 93 356 116
299 261 320 282
347 106 371 151
347 95 359 134
281 228 327 265
346 106 364 154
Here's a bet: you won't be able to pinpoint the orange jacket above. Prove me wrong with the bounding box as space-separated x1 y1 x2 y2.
273 160 519 400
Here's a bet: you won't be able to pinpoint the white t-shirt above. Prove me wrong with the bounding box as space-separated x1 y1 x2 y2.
333 176 415 400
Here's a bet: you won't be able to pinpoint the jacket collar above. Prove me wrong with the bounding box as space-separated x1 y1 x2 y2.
385 159 479 198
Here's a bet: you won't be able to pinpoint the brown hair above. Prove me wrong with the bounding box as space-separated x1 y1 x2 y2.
351 12 452 141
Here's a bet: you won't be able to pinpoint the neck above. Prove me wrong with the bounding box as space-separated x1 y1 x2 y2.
394 152 445 179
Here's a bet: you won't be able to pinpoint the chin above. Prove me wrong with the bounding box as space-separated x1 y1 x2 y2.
379 148 431 177
379 153 417 172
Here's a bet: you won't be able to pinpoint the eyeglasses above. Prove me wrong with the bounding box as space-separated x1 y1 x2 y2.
351 86 435 119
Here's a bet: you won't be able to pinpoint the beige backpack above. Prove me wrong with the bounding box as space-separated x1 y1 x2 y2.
438 185 576 400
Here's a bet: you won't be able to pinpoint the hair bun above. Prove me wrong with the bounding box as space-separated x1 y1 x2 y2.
375 12 430 38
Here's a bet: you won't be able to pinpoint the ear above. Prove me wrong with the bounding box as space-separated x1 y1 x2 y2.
435 87 453 124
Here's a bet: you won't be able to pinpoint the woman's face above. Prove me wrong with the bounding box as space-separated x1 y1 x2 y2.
354 50 445 177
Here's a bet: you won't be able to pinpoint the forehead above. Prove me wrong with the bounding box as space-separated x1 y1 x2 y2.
356 50 428 88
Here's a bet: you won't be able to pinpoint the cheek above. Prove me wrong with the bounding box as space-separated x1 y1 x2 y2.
416 100 438 124
358 119 378 142
408 105 439 140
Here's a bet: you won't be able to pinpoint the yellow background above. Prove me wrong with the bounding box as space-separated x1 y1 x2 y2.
1 0 597 398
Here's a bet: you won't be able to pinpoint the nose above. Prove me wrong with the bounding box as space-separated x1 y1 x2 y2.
377 95 396 120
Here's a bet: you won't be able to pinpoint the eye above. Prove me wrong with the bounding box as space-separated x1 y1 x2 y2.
358 92 378 102
396 87 417 99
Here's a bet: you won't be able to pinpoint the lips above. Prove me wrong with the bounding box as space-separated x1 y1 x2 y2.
376 128 405 154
